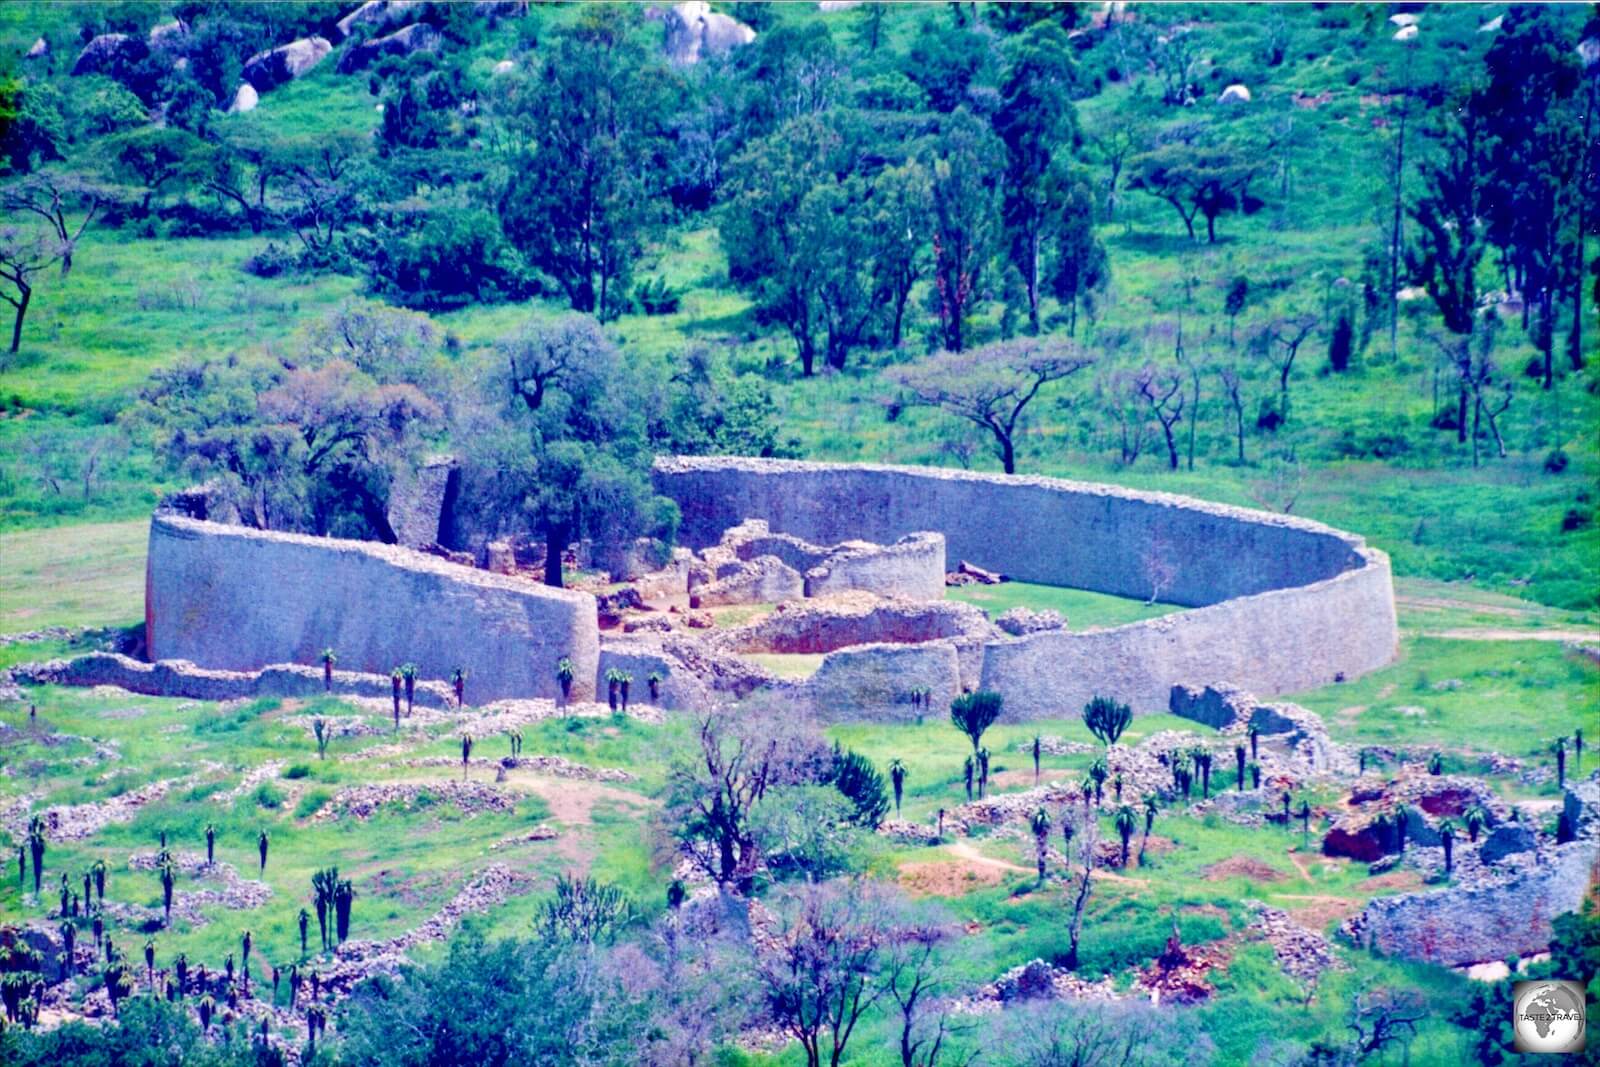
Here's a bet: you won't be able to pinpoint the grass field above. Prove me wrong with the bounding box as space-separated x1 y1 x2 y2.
0 519 147 632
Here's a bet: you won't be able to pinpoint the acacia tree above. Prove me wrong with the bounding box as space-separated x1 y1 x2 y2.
892 337 1093 475
881 912 971 1067
1133 363 1185 470
0 173 105 280
1249 313 1318 427
1129 127 1262 243
0 223 61 356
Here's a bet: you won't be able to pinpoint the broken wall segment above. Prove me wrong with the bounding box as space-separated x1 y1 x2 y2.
801 641 962 723
802 531 946 602
145 514 598 703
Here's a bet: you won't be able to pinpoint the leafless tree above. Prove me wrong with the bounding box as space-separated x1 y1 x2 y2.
1099 369 1150 468
891 337 1094 475
1246 454 1304 515
0 225 60 356
997 999 1200 1066
1216 361 1248 463
1431 318 1514 467
1062 810 1098 970
881 912 976 1067
1346 988 1426 1059
1 173 106 279
1250 313 1318 426
1140 532 1177 606
754 880 892 1067
1134 363 1185 471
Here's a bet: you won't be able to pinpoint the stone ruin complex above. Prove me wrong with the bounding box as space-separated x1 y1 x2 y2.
71 455 1401 716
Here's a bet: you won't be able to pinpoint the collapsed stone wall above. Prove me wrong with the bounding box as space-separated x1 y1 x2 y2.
711 594 994 656
145 514 598 703
803 532 945 601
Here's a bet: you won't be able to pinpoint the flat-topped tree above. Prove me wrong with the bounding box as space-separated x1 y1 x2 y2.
891 337 1094 474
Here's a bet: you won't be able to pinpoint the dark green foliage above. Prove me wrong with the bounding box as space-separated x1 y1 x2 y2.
365 206 529 312
1082 696 1133 747
0 994 279 1066
950 690 1004 753
825 745 890 829
535 874 631 945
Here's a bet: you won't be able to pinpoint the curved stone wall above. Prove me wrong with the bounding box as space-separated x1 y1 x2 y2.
654 457 1398 717
145 515 598 703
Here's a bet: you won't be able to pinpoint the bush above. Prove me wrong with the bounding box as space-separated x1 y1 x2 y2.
242 242 297 279
293 788 332 820
253 782 284 810
283 763 312 780
1544 448 1569 474
633 275 681 316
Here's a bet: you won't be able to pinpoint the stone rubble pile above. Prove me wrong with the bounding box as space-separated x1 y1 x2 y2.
392 754 633 782
311 781 517 822
6 777 185 841
953 959 1122 1015
1246 904 1345 987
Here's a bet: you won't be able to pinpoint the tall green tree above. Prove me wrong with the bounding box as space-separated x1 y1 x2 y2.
995 22 1079 334
497 8 664 321
926 109 1005 351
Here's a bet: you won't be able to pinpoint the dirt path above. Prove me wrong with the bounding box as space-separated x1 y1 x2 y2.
1420 627 1600 643
946 840 1032 875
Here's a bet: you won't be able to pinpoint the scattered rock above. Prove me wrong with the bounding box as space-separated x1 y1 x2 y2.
227 83 259 113
660 1 756 65
312 780 517 822
996 608 1066 636
71 34 149 78
1218 84 1251 104
25 37 48 60
337 22 441 73
1248 904 1344 987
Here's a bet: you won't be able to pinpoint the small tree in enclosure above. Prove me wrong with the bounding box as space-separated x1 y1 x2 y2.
950 691 1005 757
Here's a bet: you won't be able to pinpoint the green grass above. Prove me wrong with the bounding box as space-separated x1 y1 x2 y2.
0 518 147 631
947 581 1180 629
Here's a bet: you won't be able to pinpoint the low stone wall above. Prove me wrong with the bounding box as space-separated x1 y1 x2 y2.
802 641 962 722
977 556 1396 718
803 532 945 601
146 515 598 703
712 594 994 656
14 652 457 709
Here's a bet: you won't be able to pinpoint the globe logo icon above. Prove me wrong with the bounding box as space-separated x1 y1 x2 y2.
1513 981 1587 1054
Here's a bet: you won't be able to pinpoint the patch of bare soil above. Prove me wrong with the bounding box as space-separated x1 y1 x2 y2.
899 859 1007 896
1202 856 1289 883
1269 894 1363 932
514 774 653 828
1366 871 1424 891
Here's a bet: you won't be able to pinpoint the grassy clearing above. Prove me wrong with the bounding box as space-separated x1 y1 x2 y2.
0 518 147 631
947 581 1180 629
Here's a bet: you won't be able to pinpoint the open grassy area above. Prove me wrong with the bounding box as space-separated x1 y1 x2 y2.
947 581 1180 629
0 519 147 632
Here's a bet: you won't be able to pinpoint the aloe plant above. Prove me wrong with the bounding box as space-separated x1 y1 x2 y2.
889 758 906 816
401 662 418 716
461 734 474 779
1113 804 1138 867
204 824 215 866
257 829 269 873
1032 735 1042 783
556 657 575 703
1439 817 1459 874
647 671 664 702
962 755 974 801
333 879 355 943
1427 751 1443 776
91 858 106 902
1139 794 1159 865
298 909 309 957
159 859 175 925
1088 758 1108 806
320 648 336 692
451 666 467 707
1030 807 1052 884
391 668 403 729
1235 744 1247 790
313 718 329 759
26 815 45 895
1463 803 1488 843
144 938 156 990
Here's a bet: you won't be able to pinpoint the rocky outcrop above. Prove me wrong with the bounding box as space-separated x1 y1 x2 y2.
1168 684 1338 771
336 0 428 40
387 455 456 549
26 37 48 60
661 1 756 65
337 22 441 72
228 83 260 113
71 34 149 78
312 780 516 822
242 37 333 92
1218 83 1251 104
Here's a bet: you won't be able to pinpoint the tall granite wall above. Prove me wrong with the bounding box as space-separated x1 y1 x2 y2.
654 457 1398 716
145 515 598 703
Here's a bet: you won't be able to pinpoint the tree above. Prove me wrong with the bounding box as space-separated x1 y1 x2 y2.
1138 794 1158 866
1082 696 1132 747
828 746 890 829
496 8 664 320
1408 103 1490 442
1473 7 1589 386
537 874 631 945
867 160 933 349
666 706 820 892
452 315 677 587
949 690 1004 758
1347 989 1426 1060
0 172 105 279
889 758 907 817
1129 128 1263 243
926 109 1005 351
721 114 874 374
1062 812 1097 969
1047 175 1109 336
1250 313 1318 427
105 126 209 215
892 336 1093 474
1133 362 1185 470
0 222 61 356
995 22 1079 334
755 880 890 1067
881 913 969 1067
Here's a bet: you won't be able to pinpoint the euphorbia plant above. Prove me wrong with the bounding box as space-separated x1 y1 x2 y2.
401 663 418 716
647 671 664 702
320 648 336 692
451 666 467 708
390 668 403 729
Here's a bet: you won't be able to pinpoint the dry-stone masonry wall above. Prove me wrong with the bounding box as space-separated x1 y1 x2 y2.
802 532 946 601
145 514 598 702
655 457 1398 717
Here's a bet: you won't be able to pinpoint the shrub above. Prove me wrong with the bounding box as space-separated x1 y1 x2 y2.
242 242 297 279
293 788 332 820
253 783 284 810
1544 449 1570 474
283 764 312 780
